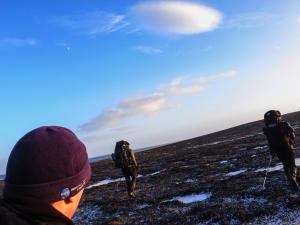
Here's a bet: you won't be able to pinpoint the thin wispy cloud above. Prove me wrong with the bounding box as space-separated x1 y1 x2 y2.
130 1 222 35
80 93 169 133
134 45 163 54
164 71 238 96
165 77 204 96
79 70 238 133
51 11 130 35
224 12 279 29
193 70 238 83
0 38 37 47
298 16 300 24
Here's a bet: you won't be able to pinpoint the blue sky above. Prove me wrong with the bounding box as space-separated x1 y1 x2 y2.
1 0 300 174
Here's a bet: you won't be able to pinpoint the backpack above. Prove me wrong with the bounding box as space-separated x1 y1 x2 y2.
111 140 132 168
263 121 295 151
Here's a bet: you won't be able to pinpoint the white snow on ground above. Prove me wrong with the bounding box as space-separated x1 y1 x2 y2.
87 178 125 189
254 157 300 174
137 203 150 209
225 169 247 176
87 174 143 189
253 145 268 150
251 154 257 158
87 170 165 189
147 169 166 176
164 193 212 204
184 178 196 183
255 168 267 173
254 164 283 173
220 160 228 164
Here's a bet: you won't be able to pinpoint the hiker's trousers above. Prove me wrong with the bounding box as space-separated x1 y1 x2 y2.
122 166 137 194
276 148 298 191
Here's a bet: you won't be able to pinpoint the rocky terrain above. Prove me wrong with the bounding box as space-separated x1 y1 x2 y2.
73 111 300 225
1 112 300 224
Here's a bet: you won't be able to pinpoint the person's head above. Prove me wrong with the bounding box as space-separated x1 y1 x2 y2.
115 140 130 151
3 126 91 218
264 110 282 126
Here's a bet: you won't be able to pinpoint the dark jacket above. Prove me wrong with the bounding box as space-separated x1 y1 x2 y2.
0 198 74 225
263 121 295 156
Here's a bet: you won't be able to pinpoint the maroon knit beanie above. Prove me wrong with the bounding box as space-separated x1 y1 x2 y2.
3 126 91 203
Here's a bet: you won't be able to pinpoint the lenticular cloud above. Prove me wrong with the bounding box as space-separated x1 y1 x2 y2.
130 1 222 35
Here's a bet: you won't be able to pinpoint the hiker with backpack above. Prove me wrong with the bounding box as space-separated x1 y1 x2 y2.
263 110 298 191
112 140 139 199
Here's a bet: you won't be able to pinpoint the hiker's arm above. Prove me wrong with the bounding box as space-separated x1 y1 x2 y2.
289 126 295 141
130 150 138 167
286 123 295 140
263 127 275 157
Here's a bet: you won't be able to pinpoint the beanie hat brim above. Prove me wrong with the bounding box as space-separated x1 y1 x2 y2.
4 160 91 203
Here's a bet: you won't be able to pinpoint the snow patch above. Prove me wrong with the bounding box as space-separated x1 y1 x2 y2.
220 160 228 164
137 203 150 209
87 178 124 189
255 157 300 174
255 164 283 173
184 178 196 183
147 169 166 176
253 145 268 150
87 174 143 189
87 170 165 189
225 169 247 176
164 192 212 204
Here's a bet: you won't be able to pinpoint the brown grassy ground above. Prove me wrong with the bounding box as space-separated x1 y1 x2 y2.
72 111 300 225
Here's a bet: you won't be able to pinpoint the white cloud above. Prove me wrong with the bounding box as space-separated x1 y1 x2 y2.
80 93 169 132
224 12 279 29
165 77 204 96
130 1 222 35
0 38 37 47
194 70 238 83
120 93 168 114
134 45 163 54
51 11 130 35
79 70 238 133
